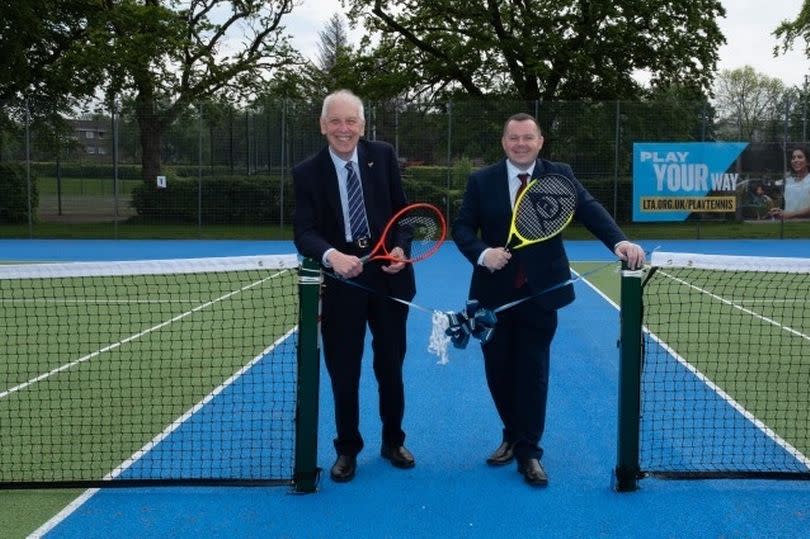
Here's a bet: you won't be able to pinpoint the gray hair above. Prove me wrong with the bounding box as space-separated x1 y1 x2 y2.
321 89 365 121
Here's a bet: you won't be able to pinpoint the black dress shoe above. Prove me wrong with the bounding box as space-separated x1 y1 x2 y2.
380 444 415 469
330 454 356 482
517 458 548 487
486 441 515 466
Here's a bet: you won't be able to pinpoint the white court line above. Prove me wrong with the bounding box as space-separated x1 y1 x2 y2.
648 270 810 469
25 267 298 537
577 265 810 471
1 270 287 400
28 327 298 539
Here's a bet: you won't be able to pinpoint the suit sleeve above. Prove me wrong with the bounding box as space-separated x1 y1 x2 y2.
452 174 489 265
292 164 333 262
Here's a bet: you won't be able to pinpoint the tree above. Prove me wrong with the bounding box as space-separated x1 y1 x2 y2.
343 0 726 102
0 0 104 107
712 67 787 141
94 0 298 183
774 0 810 57
261 13 364 101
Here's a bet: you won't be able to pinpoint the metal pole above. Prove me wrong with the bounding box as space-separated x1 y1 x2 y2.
112 99 119 237
25 98 32 237
803 74 808 143
198 103 204 236
614 262 645 492
279 99 287 231
293 258 323 493
446 101 452 220
612 100 620 219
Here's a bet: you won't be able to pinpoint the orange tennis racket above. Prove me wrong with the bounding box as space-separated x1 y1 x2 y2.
359 203 446 265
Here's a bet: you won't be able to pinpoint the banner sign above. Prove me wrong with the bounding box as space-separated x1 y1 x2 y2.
632 142 749 222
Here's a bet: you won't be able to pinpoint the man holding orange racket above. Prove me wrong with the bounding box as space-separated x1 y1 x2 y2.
293 90 416 483
453 113 644 487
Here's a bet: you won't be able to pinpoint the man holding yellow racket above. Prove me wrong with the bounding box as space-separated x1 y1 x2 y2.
452 113 644 487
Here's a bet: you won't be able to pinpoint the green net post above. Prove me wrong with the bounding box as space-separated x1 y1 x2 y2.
614 261 644 492
293 257 322 493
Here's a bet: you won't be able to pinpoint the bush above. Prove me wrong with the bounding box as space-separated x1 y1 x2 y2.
0 162 38 223
130 174 292 224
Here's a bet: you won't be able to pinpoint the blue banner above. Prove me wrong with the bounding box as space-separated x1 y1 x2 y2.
632 142 749 222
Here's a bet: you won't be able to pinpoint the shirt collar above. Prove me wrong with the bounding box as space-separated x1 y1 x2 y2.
506 159 535 181
329 147 359 170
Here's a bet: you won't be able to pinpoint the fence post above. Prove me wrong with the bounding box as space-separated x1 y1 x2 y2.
112 98 119 238
25 98 33 238
198 103 204 236
280 98 287 231
445 100 452 220
613 100 620 219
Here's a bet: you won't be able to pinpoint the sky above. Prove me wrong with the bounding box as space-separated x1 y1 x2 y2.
283 0 810 89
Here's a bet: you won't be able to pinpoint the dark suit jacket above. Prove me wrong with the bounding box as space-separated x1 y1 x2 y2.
293 138 416 301
452 158 626 310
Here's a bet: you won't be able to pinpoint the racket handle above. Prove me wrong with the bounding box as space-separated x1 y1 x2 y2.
358 253 371 264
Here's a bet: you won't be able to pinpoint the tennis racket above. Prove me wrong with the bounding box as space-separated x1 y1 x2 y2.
359 203 446 264
506 173 577 250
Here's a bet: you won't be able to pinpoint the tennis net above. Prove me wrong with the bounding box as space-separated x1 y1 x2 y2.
0 254 321 490
616 251 810 489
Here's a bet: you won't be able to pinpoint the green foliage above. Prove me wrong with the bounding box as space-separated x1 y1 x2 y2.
130 175 293 224
774 1 810 57
344 0 726 101
713 67 788 141
0 162 38 223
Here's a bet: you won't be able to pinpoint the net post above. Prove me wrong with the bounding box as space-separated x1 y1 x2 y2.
614 261 644 492
293 257 322 493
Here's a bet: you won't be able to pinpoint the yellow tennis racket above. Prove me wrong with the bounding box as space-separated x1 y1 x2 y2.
506 173 577 249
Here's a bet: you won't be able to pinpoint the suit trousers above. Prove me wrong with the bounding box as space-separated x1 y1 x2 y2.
480 293 558 461
320 270 410 457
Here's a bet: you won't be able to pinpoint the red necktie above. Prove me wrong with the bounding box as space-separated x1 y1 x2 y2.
514 173 529 288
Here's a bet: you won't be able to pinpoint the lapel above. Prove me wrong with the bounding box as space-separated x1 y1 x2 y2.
496 159 512 212
316 147 344 230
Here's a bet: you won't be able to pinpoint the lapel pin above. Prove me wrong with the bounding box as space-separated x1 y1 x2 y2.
368 161 374 168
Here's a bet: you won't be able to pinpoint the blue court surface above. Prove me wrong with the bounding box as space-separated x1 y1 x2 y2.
2 239 809 538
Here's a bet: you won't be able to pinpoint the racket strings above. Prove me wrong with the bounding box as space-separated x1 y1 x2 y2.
514 176 577 240
383 205 446 262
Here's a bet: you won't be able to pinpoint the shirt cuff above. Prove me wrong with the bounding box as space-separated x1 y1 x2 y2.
477 248 491 266
613 240 630 251
322 248 335 267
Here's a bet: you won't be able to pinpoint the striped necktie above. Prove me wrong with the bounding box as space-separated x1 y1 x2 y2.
345 161 370 241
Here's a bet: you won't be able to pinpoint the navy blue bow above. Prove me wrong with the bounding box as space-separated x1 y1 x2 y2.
444 299 498 348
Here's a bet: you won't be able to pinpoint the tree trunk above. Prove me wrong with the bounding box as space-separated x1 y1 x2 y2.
138 117 162 184
135 91 163 184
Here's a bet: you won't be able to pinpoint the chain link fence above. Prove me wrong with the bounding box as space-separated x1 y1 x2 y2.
1 97 808 238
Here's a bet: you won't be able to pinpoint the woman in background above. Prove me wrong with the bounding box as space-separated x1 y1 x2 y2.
770 147 810 220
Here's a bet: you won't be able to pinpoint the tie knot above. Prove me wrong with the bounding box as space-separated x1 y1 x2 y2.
518 173 530 186
346 161 354 172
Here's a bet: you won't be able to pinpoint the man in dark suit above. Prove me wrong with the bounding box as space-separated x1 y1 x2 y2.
293 90 416 483
452 113 644 487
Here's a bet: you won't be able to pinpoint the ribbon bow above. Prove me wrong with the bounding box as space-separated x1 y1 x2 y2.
444 299 498 348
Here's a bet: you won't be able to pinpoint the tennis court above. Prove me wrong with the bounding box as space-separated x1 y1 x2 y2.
1 239 808 538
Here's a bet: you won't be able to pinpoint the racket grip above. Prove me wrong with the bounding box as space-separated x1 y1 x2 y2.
358 254 371 264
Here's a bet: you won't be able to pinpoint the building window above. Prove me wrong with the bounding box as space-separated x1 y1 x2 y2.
85 131 94 139
86 146 96 154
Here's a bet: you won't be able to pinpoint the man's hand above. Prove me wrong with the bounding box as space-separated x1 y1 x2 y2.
614 241 645 270
382 247 406 274
482 247 511 272
328 250 364 279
